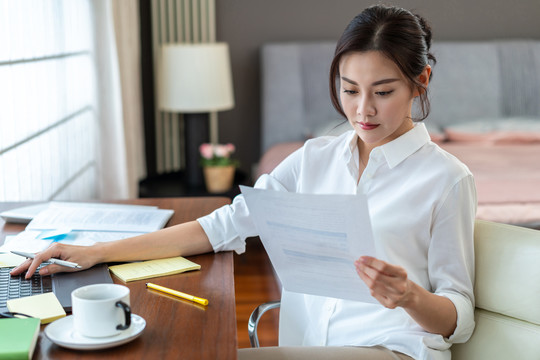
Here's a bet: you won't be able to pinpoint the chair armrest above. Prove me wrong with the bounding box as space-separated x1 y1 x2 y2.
248 300 281 347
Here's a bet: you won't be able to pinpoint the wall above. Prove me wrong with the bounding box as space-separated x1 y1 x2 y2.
214 0 540 178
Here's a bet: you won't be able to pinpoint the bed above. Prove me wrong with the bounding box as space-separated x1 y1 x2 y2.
257 40 540 228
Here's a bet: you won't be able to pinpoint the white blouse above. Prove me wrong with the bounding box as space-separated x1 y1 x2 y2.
198 123 477 360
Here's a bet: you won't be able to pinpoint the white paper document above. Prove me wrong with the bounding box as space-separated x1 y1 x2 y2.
0 201 158 224
1 202 172 255
26 202 174 232
241 186 377 303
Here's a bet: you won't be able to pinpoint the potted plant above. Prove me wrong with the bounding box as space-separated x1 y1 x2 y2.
199 143 239 193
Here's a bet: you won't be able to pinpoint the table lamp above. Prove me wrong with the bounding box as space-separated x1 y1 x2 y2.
158 42 235 187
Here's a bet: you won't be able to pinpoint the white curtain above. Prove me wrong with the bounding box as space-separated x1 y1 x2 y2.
93 0 145 199
111 0 146 198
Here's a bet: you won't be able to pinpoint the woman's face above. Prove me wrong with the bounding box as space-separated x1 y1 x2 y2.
339 51 420 150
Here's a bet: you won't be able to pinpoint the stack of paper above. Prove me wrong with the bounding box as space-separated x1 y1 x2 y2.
0 202 174 254
26 202 174 232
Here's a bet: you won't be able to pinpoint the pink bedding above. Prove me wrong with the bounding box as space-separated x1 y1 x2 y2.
440 143 540 204
440 143 540 226
256 141 540 226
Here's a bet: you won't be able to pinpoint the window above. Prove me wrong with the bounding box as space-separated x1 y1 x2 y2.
0 0 98 201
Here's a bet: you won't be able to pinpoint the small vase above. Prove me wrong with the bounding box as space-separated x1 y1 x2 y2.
203 165 235 193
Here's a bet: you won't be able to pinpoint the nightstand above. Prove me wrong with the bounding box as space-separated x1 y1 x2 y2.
138 170 250 199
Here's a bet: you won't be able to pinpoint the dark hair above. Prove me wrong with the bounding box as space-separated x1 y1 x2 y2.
329 5 436 121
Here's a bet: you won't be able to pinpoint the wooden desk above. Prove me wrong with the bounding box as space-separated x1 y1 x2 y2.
0 197 237 360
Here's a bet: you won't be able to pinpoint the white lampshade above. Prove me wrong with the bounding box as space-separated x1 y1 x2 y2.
158 42 235 113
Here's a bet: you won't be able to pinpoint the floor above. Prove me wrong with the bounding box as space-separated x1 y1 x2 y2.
234 237 280 348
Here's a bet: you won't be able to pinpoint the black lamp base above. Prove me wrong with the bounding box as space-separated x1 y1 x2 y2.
184 113 209 187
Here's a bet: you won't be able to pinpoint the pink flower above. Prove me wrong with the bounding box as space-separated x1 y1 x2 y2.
199 143 214 159
214 144 230 158
225 143 235 153
199 143 238 167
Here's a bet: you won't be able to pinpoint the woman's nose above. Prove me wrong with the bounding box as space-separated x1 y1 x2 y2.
357 95 376 117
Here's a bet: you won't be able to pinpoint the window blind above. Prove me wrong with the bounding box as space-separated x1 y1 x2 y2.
0 0 98 201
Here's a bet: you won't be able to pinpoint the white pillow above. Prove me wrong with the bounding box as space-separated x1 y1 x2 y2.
445 117 540 144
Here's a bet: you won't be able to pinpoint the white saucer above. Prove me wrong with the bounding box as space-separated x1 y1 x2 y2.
44 314 146 350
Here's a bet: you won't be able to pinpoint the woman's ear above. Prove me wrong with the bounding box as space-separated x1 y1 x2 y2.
413 65 431 97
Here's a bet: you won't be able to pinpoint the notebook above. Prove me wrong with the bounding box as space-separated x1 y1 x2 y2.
0 264 113 314
0 317 40 360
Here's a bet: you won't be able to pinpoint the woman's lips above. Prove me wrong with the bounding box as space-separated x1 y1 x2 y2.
357 122 379 130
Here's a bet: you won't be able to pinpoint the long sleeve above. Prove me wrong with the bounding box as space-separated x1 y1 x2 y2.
428 175 477 343
197 146 305 254
197 173 289 254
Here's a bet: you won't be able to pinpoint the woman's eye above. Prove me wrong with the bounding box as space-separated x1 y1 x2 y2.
343 89 357 95
375 90 393 96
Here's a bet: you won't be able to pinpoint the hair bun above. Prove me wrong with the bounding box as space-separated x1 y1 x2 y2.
414 14 432 48
414 13 436 64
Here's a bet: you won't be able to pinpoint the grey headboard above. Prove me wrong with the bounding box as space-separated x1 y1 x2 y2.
260 40 540 153
260 42 338 153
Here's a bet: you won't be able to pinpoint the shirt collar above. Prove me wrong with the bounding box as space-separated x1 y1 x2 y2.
343 122 431 169
380 122 431 168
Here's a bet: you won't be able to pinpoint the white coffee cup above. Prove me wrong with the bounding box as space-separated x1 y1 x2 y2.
71 283 131 338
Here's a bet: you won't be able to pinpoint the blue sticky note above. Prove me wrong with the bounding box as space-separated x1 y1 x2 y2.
39 229 72 241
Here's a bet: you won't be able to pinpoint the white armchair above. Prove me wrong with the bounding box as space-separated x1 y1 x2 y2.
452 220 540 358
248 220 540 359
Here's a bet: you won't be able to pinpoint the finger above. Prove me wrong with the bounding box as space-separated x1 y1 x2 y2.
355 260 389 294
10 258 33 276
23 244 65 278
25 253 50 279
39 263 79 276
356 260 407 297
356 266 402 308
355 261 372 285
356 265 394 305
359 256 393 275
360 256 407 279
40 244 91 274
357 260 388 284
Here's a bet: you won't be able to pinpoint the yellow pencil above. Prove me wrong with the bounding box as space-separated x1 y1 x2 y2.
146 282 209 306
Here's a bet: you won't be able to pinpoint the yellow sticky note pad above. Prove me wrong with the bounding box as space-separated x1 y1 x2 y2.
7 292 66 324
0 253 26 267
109 256 201 282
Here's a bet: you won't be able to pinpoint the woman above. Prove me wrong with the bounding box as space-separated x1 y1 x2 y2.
13 5 476 360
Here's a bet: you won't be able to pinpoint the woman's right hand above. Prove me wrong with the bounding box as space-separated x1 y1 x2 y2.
10 243 100 279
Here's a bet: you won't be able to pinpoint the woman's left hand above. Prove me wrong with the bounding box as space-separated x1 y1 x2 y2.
355 256 458 337
354 256 416 309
